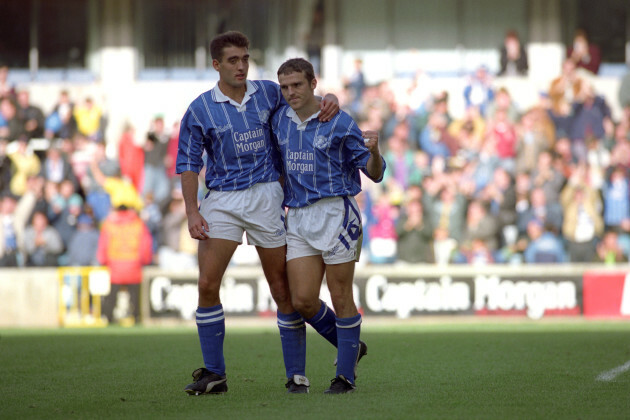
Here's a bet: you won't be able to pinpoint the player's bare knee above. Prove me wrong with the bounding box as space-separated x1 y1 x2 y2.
291 295 319 319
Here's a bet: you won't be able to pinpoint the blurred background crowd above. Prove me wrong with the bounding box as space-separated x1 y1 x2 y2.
1 26 630 269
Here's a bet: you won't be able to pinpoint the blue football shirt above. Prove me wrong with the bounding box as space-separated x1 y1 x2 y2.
176 80 285 192
272 106 385 208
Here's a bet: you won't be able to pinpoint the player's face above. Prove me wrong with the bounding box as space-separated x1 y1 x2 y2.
278 71 317 114
213 46 249 89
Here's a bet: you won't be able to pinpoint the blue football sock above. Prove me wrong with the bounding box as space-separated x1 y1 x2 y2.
277 311 306 378
305 300 338 347
335 314 362 384
196 304 226 377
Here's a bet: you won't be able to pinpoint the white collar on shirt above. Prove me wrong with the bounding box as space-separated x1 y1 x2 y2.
286 107 320 131
213 80 257 112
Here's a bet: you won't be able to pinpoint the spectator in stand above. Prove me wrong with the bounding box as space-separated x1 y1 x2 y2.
69 134 99 189
523 219 567 263
456 199 500 263
143 116 171 208
515 108 552 174
16 89 45 140
157 193 197 270
463 65 494 117
83 142 117 224
560 164 603 262
487 87 520 123
608 121 630 169
165 120 180 178
74 97 104 141
90 158 143 213
344 58 366 117
602 165 630 234
8 138 41 197
567 28 601 75
368 193 399 264
480 166 517 244
0 192 21 266
553 136 574 178
498 29 528 77
117 122 144 193
16 175 47 225
0 139 12 194
427 181 467 244
569 80 612 163
517 186 563 237
39 145 79 190
530 150 565 204
0 97 25 141
585 136 611 191
548 59 582 138
418 110 458 162
487 107 517 173
383 122 416 197
140 192 162 253
448 105 486 155
395 199 434 264
51 179 83 249
596 230 628 264
461 134 500 196
22 210 64 266
97 205 153 324
45 90 77 140
65 213 100 267
413 91 451 144
0 65 15 99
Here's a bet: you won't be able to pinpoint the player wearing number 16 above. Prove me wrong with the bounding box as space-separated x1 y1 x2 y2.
272 58 386 394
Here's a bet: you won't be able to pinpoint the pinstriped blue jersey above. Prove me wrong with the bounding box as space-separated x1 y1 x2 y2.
176 80 285 191
271 106 386 208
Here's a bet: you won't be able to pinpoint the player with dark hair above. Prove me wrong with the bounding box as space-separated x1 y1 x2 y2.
176 31 339 395
272 57 385 394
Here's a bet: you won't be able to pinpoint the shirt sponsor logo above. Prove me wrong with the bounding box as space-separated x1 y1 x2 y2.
233 127 266 155
286 149 314 174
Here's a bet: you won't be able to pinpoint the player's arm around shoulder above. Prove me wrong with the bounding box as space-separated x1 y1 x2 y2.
363 130 385 182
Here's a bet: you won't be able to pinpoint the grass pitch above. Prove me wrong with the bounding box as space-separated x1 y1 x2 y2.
2 319 629 419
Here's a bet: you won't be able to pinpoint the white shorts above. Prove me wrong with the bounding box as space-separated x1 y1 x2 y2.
286 196 363 264
199 182 286 248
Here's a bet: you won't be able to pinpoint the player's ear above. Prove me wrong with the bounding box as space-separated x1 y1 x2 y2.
212 59 220 71
311 78 317 90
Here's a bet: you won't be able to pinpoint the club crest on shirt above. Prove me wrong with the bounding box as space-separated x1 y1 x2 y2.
313 135 330 149
258 110 270 124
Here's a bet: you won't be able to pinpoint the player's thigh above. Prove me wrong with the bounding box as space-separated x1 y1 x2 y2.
324 260 356 298
256 244 291 304
287 255 325 304
198 238 238 291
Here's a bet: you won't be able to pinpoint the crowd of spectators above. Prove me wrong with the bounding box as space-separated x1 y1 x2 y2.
1 28 630 268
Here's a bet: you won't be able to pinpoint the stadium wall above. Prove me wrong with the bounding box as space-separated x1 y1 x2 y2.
2 265 630 328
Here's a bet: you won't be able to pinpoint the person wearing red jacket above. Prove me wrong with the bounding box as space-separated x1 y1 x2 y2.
97 206 153 324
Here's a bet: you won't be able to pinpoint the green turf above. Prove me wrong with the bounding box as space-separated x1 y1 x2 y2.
2 321 630 419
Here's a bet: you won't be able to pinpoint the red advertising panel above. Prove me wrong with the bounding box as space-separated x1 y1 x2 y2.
583 271 630 318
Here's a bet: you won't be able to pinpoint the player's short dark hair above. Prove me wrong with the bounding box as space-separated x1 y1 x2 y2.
210 31 250 61
277 58 316 84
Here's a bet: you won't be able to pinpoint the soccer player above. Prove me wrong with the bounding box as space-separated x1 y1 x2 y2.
176 31 339 396
272 58 385 394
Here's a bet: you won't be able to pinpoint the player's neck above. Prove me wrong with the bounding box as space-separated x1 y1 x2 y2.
295 99 320 122
218 80 247 104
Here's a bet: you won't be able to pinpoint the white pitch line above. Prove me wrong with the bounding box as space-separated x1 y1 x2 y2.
596 360 630 382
